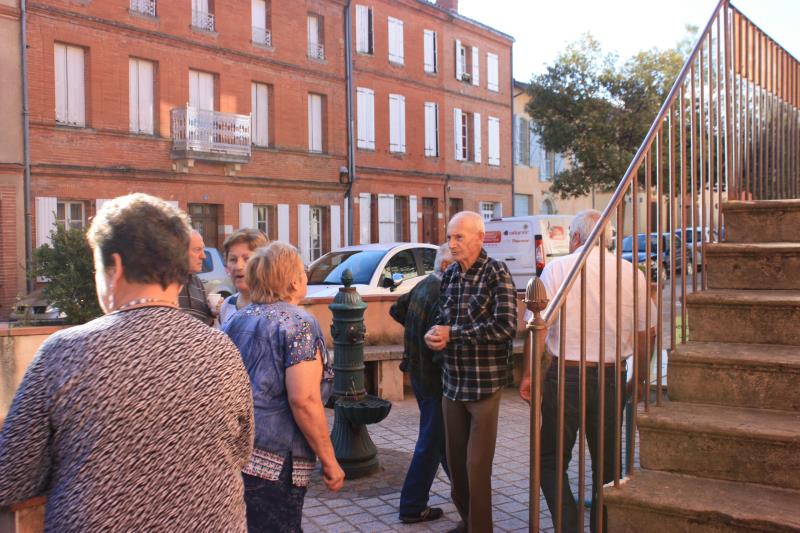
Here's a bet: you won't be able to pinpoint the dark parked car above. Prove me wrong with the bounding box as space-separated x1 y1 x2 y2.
621 233 689 281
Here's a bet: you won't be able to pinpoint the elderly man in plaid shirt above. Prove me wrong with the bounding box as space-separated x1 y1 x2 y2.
425 211 517 533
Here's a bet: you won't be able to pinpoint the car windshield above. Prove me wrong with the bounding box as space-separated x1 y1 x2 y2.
307 250 388 285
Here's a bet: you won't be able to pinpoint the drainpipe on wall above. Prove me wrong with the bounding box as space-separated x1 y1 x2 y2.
21 0 33 293
343 0 356 246
509 47 514 217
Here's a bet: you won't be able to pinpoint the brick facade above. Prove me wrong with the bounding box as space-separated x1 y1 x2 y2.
7 0 513 313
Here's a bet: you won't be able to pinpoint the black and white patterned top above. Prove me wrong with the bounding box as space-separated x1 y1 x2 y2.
0 306 254 532
438 249 518 401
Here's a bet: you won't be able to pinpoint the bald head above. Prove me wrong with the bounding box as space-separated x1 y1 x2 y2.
446 211 486 271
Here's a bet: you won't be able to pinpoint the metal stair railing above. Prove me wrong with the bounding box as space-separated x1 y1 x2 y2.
525 1 800 531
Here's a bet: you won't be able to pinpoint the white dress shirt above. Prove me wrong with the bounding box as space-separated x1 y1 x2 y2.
524 244 656 363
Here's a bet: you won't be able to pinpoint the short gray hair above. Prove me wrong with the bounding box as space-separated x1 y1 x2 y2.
433 243 452 273
570 209 613 247
449 210 485 233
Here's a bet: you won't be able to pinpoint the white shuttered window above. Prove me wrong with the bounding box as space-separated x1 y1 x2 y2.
454 39 464 80
251 82 269 147
471 46 479 86
487 52 499 92
423 30 437 73
424 102 438 157
54 43 85 126
308 94 323 152
453 107 463 160
473 112 482 163
355 5 373 54
388 17 404 64
389 94 406 153
356 87 375 149
488 116 500 166
189 69 214 110
129 58 154 134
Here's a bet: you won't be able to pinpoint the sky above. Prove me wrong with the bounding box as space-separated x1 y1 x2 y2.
457 0 800 82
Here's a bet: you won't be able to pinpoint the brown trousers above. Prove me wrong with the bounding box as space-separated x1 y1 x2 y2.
442 389 503 533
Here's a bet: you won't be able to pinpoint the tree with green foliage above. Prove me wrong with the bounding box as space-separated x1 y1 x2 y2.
526 31 693 198
34 224 102 325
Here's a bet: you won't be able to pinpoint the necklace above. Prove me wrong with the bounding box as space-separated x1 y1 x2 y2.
115 297 178 312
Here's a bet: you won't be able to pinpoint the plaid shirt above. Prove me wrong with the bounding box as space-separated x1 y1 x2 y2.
178 274 213 325
438 249 517 401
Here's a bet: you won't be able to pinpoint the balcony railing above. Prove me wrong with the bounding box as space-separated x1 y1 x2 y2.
130 0 156 17
252 26 272 47
192 9 215 32
308 42 325 60
171 106 251 163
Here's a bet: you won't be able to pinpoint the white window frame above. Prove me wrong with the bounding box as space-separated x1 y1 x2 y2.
488 116 500 166
129 58 154 135
189 69 215 111
54 43 85 127
471 45 479 86
389 93 406 153
355 5 373 54
356 87 375 150
423 29 437 73
487 52 499 92
251 82 269 147
388 17 404 65
307 14 324 60
308 93 323 153
309 206 325 261
56 200 86 229
255 204 276 239
251 0 271 46
480 201 501 221
424 102 438 157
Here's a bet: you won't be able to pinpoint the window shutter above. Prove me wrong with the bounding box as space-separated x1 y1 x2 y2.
356 88 374 149
252 0 266 31
530 123 539 168
277 204 290 242
409 195 418 243
36 197 58 248
252 82 269 147
358 192 371 244
66 45 85 125
488 116 500 166
377 194 395 243
330 204 341 250
308 94 322 152
424 102 437 157
471 46 479 86
355 5 368 53
512 114 519 164
473 112 481 163
199 72 214 111
297 204 310 264
307 15 319 48
389 94 405 153
138 60 154 134
398 95 406 152
129 59 139 132
239 203 255 229
424 30 436 73
54 44 67 123
388 17 404 64
454 39 463 80
487 52 499 91
453 107 463 160
189 70 199 109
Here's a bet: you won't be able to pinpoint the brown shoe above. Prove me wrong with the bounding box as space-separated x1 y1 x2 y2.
399 507 444 524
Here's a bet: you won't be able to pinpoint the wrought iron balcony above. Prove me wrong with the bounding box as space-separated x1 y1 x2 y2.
192 9 215 32
130 0 156 16
170 106 251 164
308 42 325 60
252 26 272 47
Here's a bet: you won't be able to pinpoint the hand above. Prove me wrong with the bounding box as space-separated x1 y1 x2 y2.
424 325 449 351
519 375 531 404
323 461 345 492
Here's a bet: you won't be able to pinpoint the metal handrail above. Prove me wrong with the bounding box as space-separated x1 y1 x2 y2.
526 1 800 531
308 42 325 60
129 0 156 17
252 26 271 47
192 9 215 32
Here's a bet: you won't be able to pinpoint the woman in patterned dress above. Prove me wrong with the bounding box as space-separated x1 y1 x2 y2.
0 193 254 532
223 241 344 533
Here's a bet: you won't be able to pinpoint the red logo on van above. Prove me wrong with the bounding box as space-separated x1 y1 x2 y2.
484 231 501 244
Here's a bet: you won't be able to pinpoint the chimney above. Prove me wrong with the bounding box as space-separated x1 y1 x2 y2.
436 0 458 13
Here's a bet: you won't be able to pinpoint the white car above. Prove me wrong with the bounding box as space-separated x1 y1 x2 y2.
197 247 235 298
305 243 438 299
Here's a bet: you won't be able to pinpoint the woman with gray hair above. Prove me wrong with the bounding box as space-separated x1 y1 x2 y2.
223 241 343 533
0 193 254 531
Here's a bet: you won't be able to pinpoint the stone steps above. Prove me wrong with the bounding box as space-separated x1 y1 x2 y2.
686 289 800 345
637 402 800 490
724 199 800 243
668 341 800 411
605 470 800 533
704 242 800 290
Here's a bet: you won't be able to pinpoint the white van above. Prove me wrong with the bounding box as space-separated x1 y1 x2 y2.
484 215 574 290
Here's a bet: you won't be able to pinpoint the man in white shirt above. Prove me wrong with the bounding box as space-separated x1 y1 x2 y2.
519 209 655 533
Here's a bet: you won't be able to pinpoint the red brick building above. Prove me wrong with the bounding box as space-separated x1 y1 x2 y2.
3 0 512 316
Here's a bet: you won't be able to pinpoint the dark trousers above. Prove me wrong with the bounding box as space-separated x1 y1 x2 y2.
540 363 626 533
399 375 449 516
243 458 307 533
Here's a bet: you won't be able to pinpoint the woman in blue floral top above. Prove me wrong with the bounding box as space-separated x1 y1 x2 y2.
223 242 344 533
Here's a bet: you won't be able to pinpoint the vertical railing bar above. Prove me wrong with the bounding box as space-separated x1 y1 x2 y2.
708 29 717 252
528 304 544 532
717 14 724 230
614 203 623 487
690 63 698 294
679 86 688 343
555 304 567 533
578 268 587 532
725 3 734 203
699 39 707 292
760 32 766 199
644 153 652 413
655 129 664 407
744 19 751 200
668 108 677 353
596 231 607 533
629 165 639 475
737 11 744 204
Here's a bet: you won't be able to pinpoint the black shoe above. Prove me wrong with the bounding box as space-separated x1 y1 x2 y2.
399 507 444 524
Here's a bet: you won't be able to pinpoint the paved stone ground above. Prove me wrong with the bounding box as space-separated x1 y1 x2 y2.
302 388 624 533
